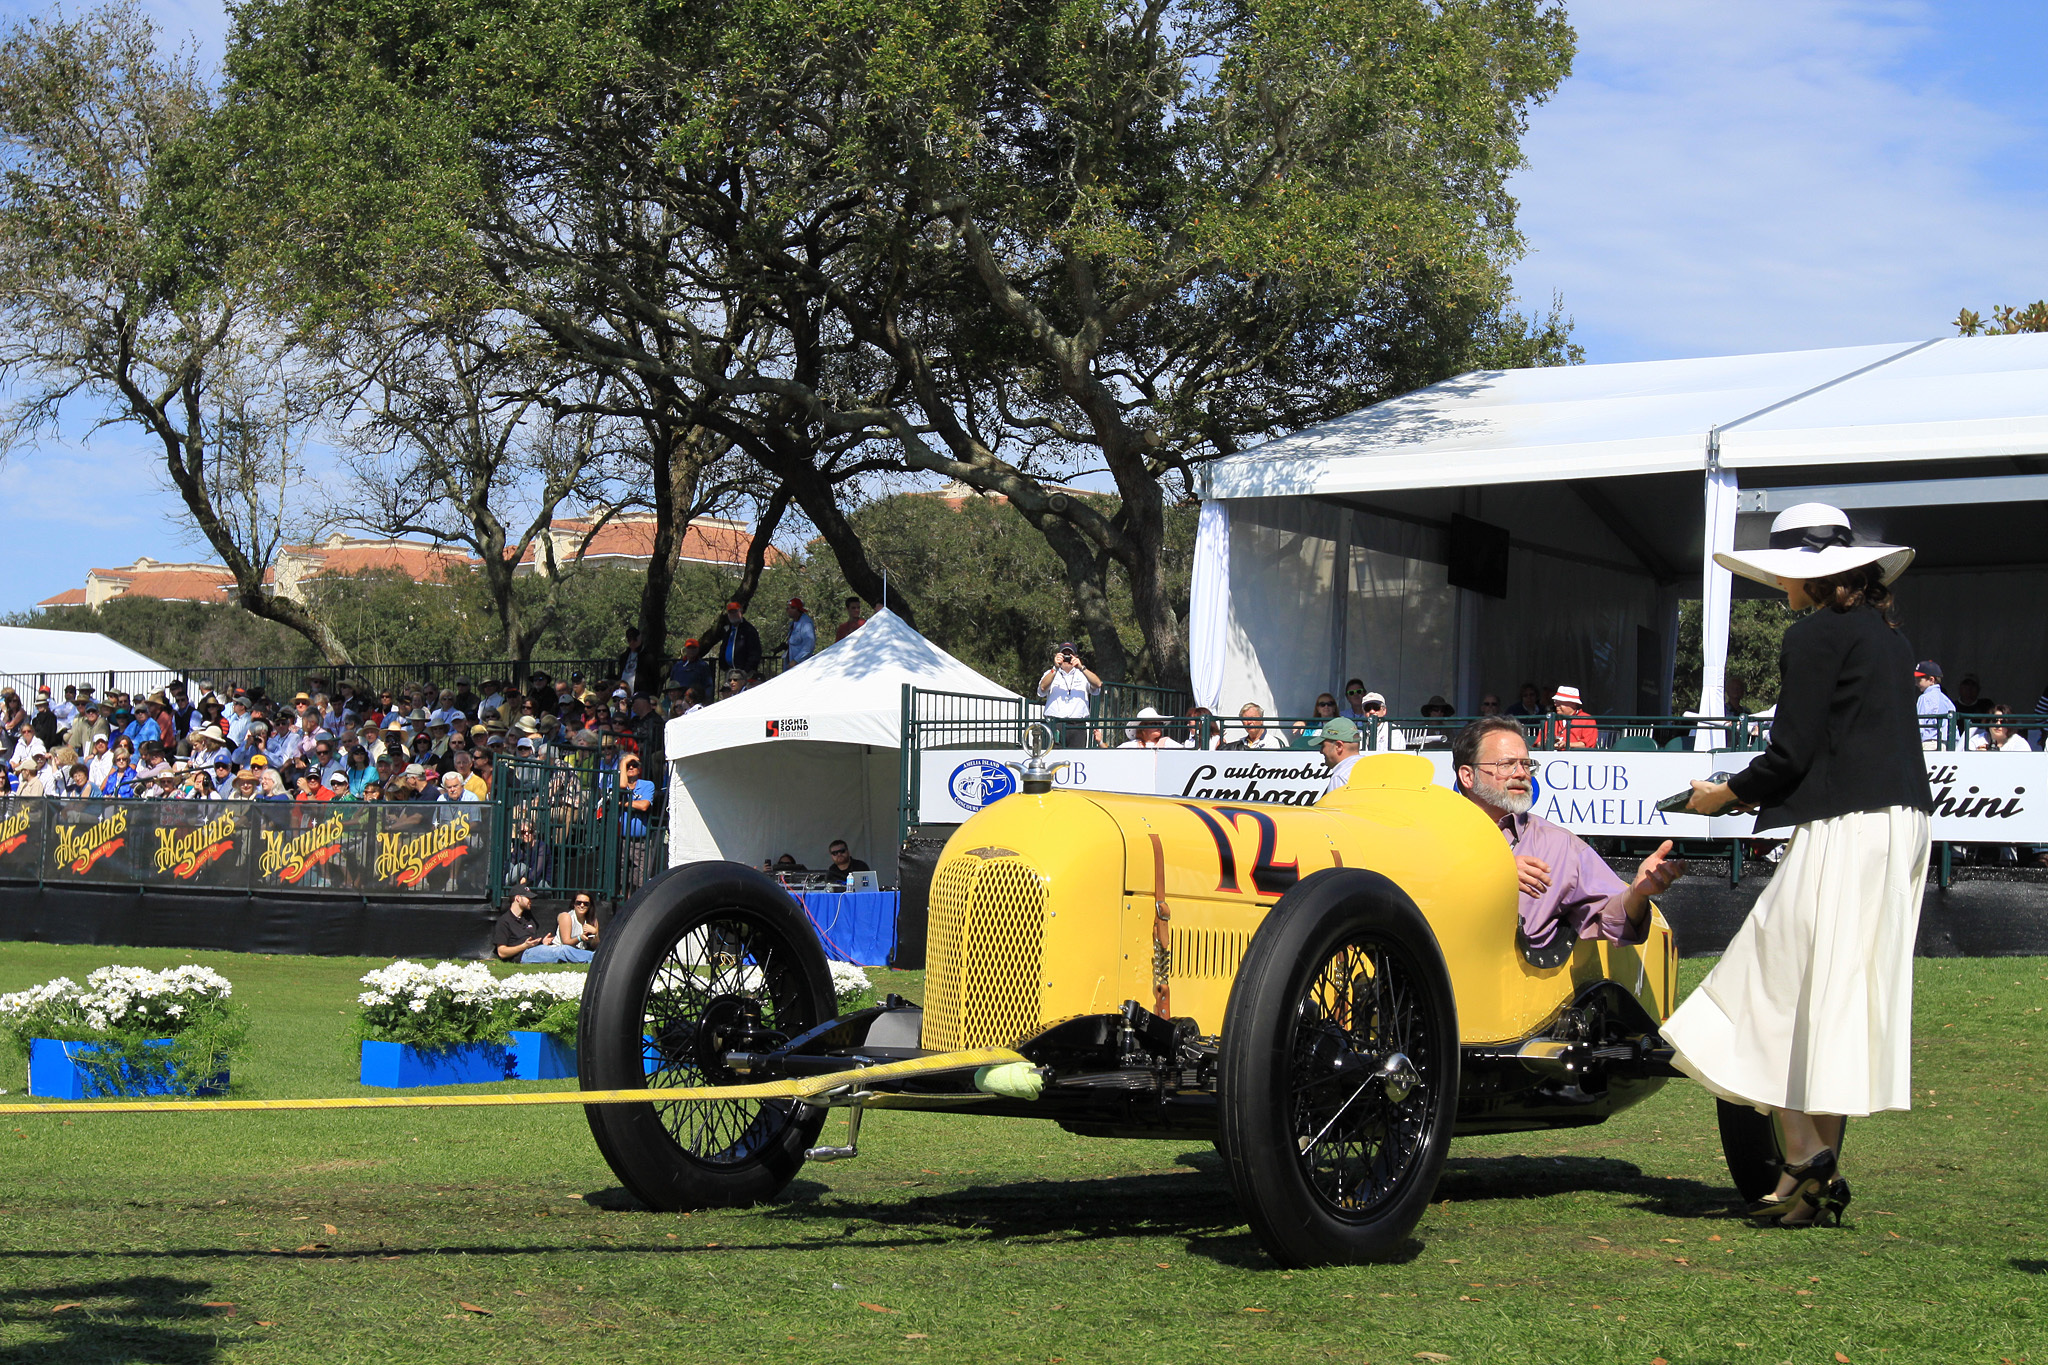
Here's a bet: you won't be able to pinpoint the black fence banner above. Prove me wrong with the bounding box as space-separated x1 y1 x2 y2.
0 797 493 900
253 805 360 892
145 802 250 890
0 800 45 880
44 799 140 885
372 804 491 898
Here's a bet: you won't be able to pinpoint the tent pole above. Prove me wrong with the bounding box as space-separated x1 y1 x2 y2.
1699 435 1739 739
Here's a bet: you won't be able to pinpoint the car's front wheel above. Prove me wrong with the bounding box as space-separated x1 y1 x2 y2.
1218 868 1459 1267
579 862 834 1210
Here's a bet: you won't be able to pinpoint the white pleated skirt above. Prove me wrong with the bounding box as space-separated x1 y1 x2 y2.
1664 805 1930 1116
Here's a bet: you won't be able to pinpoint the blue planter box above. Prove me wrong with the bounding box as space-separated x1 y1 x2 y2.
28 1038 227 1100
358 1040 513 1089
509 1031 577 1080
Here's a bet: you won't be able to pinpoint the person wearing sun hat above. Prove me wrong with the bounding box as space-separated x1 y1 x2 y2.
1117 706 1184 750
1540 685 1598 750
1667 502 1932 1228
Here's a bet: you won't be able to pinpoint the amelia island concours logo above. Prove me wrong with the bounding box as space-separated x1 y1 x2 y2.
375 814 474 887
258 814 347 884
154 811 239 880
53 808 128 874
948 759 1018 813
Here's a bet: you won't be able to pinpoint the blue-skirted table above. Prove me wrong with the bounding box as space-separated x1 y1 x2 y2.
796 890 899 966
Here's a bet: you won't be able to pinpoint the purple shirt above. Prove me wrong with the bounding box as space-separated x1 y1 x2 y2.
1494 810 1646 951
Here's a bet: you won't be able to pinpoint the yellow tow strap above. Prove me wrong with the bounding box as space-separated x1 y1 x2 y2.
0 1047 1030 1117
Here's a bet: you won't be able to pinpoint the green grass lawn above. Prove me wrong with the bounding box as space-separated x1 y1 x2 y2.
0 941 2037 1364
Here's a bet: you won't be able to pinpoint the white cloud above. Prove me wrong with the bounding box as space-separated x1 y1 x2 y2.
1509 0 2048 361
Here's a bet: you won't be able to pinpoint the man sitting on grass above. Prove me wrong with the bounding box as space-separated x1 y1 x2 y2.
492 890 594 964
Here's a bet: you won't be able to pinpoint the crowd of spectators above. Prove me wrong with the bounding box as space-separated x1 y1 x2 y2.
0 596 860 810
0 667 671 805
1032 644 2046 758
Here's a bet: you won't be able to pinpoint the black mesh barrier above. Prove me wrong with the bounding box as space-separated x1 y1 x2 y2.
0 798 494 900
44 799 141 885
371 802 492 898
143 801 251 890
0 799 45 881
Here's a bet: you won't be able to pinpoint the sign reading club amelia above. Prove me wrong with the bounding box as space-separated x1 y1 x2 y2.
919 747 2047 842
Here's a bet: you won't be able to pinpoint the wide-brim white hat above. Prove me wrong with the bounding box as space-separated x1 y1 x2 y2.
1126 706 1167 740
1714 502 1914 589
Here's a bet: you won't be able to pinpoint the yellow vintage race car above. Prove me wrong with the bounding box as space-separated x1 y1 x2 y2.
576 736 1773 1267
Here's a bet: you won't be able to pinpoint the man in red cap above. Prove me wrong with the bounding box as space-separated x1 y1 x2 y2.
717 600 762 683
782 597 816 665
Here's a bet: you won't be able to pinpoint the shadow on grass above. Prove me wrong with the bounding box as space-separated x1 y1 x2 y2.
0 1274 232 1363
2013 1259 2048 1275
1437 1154 1737 1217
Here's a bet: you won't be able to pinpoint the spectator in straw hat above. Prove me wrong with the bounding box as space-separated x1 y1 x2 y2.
1540 685 1598 750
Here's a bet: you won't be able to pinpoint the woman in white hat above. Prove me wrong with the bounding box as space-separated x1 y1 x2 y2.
1669 503 1931 1227
1118 707 1186 750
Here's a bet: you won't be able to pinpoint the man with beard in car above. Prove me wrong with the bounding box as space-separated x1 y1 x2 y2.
1452 716 1684 955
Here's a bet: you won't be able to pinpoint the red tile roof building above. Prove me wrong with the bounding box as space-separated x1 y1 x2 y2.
38 516 768 611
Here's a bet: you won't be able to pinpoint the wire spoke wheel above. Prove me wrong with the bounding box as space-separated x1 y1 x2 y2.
580 864 833 1210
640 917 812 1165
1289 937 1435 1217
1220 869 1458 1267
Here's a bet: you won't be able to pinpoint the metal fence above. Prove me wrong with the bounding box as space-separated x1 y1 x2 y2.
4 659 619 703
487 754 667 907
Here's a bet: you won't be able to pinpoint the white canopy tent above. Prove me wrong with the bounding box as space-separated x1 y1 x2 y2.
1193 334 2048 721
0 627 173 699
664 610 1020 879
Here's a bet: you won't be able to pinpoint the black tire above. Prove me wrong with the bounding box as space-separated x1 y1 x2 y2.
1715 1100 1781 1203
579 861 834 1210
1716 1100 1848 1203
1218 868 1459 1267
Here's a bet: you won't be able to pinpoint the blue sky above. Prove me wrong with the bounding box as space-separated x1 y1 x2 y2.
3 0 2047 612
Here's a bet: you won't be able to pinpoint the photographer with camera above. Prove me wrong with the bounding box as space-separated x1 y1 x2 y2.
1036 641 1102 749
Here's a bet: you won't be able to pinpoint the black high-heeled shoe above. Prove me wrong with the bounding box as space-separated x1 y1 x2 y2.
1747 1148 1837 1225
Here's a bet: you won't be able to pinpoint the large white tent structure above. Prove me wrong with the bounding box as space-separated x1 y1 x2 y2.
0 626 174 699
664 610 1020 878
1191 334 2048 722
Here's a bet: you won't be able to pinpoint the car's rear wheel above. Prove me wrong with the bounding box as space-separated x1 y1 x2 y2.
1218 869 1459 1267
1717 1100 1848 1204
579 862 833 1209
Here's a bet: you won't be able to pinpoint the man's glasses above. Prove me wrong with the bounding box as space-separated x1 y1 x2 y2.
1474 758 1539 775
1345 689 1365 697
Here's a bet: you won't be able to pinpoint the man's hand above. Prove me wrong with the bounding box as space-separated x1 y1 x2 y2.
1625 840 1685 918
1513 855 1553 898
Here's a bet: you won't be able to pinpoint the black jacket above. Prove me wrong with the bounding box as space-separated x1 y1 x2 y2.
1726 604 1933 833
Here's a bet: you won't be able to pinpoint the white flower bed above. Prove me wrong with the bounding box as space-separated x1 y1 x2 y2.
0 964 234 1039
0 964 245 1097
828 961 872 1009
356 960 588 1049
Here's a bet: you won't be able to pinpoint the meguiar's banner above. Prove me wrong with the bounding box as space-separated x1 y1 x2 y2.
44 799 139 883
147 804 250 889
0 798 493 898
917 747 2048 842
0 800 46 880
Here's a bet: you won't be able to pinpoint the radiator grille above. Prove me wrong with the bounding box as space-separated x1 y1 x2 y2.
921 854 1046 1051
1169 926 1250 981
